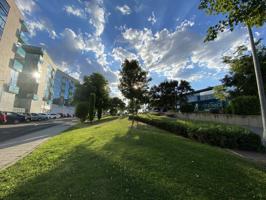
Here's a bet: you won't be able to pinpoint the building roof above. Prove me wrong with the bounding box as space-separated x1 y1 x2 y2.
186 87 214 96
22 45 44 55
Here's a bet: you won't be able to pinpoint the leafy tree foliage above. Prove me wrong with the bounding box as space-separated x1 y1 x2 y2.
74 73 109 114
221 42 266 97
75 102 89 122
199 0 266 41
149 80 193 111
119 59 151 125
88 93 96 123
109 97 126 116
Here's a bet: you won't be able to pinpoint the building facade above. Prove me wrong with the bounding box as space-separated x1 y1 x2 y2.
14 45 57 113
0 0 28 112
186 87 224 112
51 69 78 115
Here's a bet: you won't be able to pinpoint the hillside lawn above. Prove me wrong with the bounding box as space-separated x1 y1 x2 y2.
0 118 266 200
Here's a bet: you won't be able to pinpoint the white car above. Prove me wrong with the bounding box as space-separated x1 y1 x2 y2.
49 113 60 119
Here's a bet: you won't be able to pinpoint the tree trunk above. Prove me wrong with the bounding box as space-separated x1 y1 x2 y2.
248 25 266 144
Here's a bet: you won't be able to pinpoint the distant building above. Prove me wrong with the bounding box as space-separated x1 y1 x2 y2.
50 69 79 115
0 0 29 112
14 45 57 113
185 87 223 112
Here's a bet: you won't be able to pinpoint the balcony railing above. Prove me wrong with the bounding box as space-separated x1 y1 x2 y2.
12 60 23 72
15 45 26 59
18 32 28 44
7 84 19 94
20 20 29 33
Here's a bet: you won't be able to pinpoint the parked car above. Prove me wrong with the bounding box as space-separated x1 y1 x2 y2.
30 113 41 121
6 112 26 124
38 113 49 120
49 113 60 119
19 113 31 122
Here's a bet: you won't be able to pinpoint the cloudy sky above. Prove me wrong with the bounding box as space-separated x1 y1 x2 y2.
15 0 266 97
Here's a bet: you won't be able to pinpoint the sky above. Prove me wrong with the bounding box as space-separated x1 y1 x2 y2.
15 0 266 98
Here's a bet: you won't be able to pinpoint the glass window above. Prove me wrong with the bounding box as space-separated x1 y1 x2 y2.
0 0 9 39
10 69 18 86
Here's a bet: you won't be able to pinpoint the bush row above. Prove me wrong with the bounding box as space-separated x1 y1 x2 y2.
129 114 262 151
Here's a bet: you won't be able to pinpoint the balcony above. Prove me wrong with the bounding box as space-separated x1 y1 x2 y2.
7 84 20 94
18 32 28 44
12 60 23 72
33 94 39 101
20 20 29 33
15 45 26 59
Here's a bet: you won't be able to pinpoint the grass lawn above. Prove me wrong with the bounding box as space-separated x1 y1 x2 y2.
0 118 266 200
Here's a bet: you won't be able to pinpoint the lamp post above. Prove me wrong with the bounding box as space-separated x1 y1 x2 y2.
247 26 266 144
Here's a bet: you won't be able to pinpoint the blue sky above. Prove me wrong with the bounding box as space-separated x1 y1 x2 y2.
15 0 266 97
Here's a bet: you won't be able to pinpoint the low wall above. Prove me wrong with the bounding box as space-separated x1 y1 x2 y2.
169 113 262 128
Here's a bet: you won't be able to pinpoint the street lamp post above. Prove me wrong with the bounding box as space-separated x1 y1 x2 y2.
247 26 266 144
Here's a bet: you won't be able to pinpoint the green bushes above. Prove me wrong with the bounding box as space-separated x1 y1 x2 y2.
226 96 260 115
130 114 262 151
180 104 194 113
75 102 89 122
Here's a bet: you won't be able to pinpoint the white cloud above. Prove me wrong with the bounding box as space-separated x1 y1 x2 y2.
148 12 157 25
112 47 138 63
64 5 85 18
15 0 36 16
121 19 248 81
84 0 106 36
27 19 57 40
116 5 131 15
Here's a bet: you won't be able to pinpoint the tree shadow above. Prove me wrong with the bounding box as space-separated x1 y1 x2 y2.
1 123 266 200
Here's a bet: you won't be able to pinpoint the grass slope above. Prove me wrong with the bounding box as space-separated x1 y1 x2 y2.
0 119 266 200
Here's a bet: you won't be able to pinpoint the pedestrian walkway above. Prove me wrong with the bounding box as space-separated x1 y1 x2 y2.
0 119 77 170
229 149 266 167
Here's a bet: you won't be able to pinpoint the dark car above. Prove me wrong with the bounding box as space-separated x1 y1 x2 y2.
6 112 26 124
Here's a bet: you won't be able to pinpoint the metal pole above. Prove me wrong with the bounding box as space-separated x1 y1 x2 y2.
247 25 266 144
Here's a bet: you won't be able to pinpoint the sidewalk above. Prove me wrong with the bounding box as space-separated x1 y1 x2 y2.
0 119 77 170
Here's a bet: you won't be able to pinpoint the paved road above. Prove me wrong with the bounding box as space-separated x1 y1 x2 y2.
0 119 70 142
0 118 78 170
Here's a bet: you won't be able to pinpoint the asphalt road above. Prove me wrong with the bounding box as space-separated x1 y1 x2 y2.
0 118 74 143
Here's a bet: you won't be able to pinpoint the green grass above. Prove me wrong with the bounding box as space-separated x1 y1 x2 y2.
0 119 266 200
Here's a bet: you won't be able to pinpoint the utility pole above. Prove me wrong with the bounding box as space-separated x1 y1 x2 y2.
248 26 266 144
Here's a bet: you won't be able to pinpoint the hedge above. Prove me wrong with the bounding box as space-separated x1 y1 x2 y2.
129 114 262 151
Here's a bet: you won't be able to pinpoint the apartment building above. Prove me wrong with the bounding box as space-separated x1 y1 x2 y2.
14 45 57 113
51 69 78 115
0 0 28 112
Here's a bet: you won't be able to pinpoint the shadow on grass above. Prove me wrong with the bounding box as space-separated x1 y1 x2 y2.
65 116 120 132
1 123 266 200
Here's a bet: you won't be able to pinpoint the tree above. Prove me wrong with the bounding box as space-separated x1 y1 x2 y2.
119 59 151 127
75 102 89 122
221 42 266 97
97 98 103 120
88 93 96 123
149 80 193 111
109 97 126 116
199 0 266 142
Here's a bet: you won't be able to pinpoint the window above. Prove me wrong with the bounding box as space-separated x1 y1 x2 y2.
10 69 18 86
0 0 10 39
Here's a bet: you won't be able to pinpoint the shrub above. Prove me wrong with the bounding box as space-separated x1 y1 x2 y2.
180 104 194 113
75 102 89 122
130 114 262 151
228 96 260 115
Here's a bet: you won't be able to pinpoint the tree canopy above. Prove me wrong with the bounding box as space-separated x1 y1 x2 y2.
199 0 266 41
119 59 151 118
149 80 194 111
221 41 266 97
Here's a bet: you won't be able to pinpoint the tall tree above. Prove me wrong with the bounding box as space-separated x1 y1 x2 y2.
119 59 151 126
74 73 109 114
88 93 96 123
199 0 266 141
